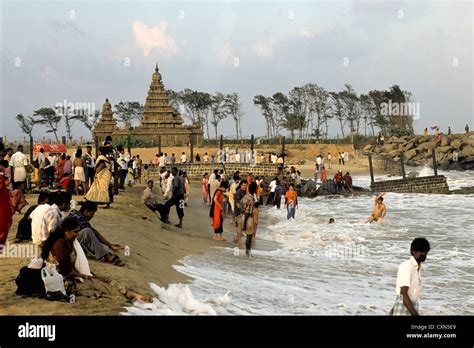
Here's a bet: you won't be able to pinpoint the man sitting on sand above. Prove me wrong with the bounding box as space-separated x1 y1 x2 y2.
367 193 387 223
142 180 166 222
68 201 125 266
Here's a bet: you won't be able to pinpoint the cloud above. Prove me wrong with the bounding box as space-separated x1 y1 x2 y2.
217 42 236 66
47 18 85 37
297 29 317 38
243 37 279 59
132 20 179 57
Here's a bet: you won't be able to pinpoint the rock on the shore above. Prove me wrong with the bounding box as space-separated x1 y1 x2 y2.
367 132 474 170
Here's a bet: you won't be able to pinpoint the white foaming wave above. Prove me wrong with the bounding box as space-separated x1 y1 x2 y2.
122 283 231 315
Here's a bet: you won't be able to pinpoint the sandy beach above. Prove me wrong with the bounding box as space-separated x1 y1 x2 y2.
0 142 380 316
0 183 237 315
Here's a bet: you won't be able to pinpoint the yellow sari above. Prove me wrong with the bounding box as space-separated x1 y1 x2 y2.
85 155 111 204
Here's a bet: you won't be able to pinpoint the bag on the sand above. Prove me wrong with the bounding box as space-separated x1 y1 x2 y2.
41 263 67 296
15 266 46 297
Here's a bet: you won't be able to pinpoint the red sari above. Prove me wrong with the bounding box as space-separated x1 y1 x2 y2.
0 175 13 244
211 189 224 233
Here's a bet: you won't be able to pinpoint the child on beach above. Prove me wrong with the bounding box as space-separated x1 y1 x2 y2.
284 184 298 220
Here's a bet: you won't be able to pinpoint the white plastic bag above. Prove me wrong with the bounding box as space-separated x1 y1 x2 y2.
41 262 66 296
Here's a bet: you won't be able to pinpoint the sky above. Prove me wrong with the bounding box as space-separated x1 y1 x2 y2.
0 0 472 142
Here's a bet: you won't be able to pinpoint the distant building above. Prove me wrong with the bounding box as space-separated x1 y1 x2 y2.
93 64 203 145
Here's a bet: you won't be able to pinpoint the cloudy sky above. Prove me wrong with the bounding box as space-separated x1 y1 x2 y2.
0 0 472 141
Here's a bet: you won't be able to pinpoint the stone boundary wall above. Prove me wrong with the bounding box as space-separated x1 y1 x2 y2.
370 175 449 194
146 163 281 180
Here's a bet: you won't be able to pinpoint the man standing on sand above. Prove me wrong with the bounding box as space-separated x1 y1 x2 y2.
9 145 29 186
163 167 185 228
390 238 430 316
327 153 332 169
367 193 387 223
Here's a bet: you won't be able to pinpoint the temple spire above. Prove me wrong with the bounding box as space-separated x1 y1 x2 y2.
155 62 159 72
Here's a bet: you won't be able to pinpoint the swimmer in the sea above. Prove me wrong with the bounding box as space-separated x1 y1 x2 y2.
367 193 387 223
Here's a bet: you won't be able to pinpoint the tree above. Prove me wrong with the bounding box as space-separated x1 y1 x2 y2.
281 113 307 141
179 90 212 140
166 89 182 114
383 85 414 133
33 107 62 142
368 89 388 133
253 95 274 139
114 101 144 128
339 84 361 138
55 106 83 143
80 110 101 138
16 114 36 138
359 94 377 136
225 93 244 140
307 84 330 141
270 92 289 136
329 92 346 138
210 92 228 142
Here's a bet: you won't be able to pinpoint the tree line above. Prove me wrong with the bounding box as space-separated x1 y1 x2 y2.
15 84 414 143
253 84 415 142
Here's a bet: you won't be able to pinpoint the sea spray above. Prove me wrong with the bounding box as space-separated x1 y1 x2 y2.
122 284 230 315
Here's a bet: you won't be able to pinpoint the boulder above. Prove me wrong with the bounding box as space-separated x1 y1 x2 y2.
405 148 418 161
451 139 463 149
403 138 418 151
417 142 435 151
436 146 452 154
466 137 474 147
389 149 402 158
441 136 450 147
374 146 383 154
407 171 419 178
459 146 474 158
301 180 318 198
363 144 374 152
383 143 398 152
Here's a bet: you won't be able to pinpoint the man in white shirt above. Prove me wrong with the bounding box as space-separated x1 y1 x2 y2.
36 148 46 184
31 192 71 245
180 152 187 163
9 145 29 184
390 238 431 316
158 153 166 168
327 153 332 169
164 172 174 200
117 146 130 190
203 153 209 163
266 177 277 205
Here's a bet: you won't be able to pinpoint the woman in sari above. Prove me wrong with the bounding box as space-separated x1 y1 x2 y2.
85 148 112 207
211 181 226 241
57 154 66 179
0 160 13 245
202 173 209 203
41 218 152 302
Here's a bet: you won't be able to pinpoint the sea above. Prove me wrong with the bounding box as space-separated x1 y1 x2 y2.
123 167 474 315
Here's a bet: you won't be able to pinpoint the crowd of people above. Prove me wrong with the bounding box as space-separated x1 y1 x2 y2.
0 137 430 316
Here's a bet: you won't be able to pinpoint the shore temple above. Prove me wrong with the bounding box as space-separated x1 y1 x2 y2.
93 64 203 146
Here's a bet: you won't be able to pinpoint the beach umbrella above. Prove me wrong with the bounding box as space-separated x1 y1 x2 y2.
33 144 68 153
